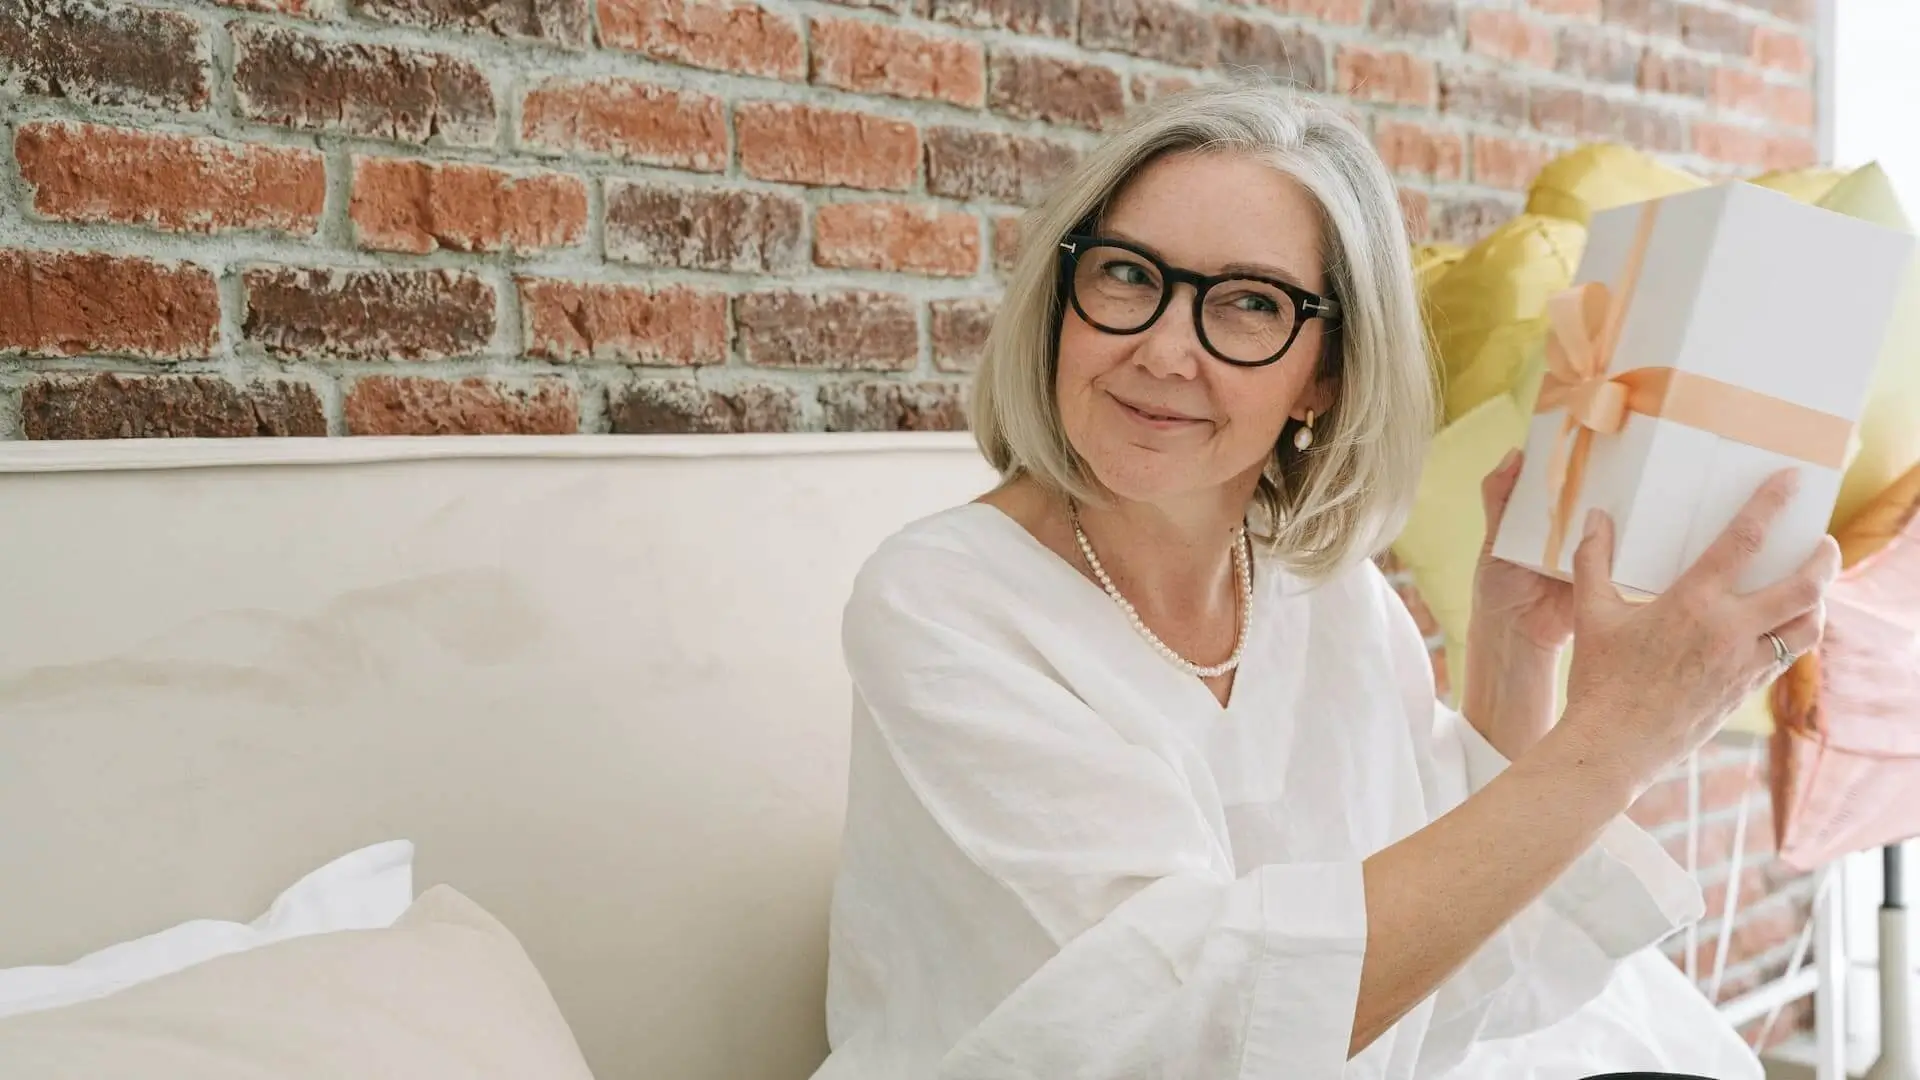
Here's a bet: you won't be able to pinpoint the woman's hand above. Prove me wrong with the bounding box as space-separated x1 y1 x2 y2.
1557 469 1839 786
1460 449 1573 760
1472 449 1574 653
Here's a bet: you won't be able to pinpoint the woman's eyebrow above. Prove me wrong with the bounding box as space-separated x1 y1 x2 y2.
1102 228 1311 290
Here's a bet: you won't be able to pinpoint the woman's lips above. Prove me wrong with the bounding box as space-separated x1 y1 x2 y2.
1111 392 1208 430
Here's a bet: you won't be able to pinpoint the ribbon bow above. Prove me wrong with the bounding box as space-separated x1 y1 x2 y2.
1535 204 1659 573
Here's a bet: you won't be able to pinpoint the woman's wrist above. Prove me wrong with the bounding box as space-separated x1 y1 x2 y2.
1513 708 1646 821
1461 623 1562 761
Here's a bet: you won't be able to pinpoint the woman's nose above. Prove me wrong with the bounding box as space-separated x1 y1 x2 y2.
1134 286 1206 379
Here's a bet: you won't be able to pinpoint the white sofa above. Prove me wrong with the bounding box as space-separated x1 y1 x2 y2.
0 433 998 1080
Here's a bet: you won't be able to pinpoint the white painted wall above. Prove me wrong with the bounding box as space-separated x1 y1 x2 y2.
1832 0 1920 204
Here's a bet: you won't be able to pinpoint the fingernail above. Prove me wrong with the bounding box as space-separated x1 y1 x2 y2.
1584 508 1601 539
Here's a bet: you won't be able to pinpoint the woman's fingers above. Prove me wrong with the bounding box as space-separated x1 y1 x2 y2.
1758 606 1826 671
1572 508 1621 611
1479 449 1524 556
1680 469 1800 588
1745 534 1840 630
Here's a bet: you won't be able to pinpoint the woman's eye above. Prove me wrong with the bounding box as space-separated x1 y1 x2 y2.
1228 292 1281 315
1101 261 1154 287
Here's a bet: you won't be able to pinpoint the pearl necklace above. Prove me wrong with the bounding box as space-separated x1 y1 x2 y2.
1068 503 1255 679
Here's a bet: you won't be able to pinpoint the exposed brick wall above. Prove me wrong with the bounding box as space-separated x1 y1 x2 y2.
0 0 1827 1044
0 0 1818 438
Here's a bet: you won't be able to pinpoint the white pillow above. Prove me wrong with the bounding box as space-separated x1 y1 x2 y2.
0 839 413 1019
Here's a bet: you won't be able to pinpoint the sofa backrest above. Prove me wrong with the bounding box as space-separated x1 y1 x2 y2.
0 432 998 1080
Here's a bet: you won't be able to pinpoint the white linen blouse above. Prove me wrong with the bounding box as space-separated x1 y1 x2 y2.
812 503 1764 1080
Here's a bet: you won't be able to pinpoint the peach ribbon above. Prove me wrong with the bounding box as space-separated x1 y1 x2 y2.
1536 202 1856 573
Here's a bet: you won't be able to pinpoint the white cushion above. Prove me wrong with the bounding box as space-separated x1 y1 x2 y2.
0 885 592 1080
0 839 412 1019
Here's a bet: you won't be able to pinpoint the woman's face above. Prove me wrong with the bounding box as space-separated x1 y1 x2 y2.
1055 150 1337 508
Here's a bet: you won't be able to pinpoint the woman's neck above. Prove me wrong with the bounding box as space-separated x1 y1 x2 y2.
1070 491 1246 623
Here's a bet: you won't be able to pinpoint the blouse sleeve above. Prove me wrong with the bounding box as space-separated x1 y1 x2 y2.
1372 567 1704 1073
844 546 1367 1080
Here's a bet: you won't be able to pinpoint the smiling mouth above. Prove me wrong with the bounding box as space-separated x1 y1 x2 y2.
1112 393 1206 424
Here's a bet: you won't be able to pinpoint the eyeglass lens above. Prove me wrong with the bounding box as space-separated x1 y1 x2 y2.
1070 243 1300 364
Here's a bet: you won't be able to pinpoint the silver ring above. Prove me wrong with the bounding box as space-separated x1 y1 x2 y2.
1765 630 1792 667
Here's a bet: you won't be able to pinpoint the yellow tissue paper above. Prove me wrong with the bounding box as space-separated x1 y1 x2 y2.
1749 166 1851 204
1812 163 1920 532
1390 393 1530 697
1525 144 1706 226
1424 215 1585 424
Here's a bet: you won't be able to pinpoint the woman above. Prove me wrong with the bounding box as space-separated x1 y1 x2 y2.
814 81 1836 1079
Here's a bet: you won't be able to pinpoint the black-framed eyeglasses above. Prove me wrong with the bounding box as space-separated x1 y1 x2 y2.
1056 233 1340 368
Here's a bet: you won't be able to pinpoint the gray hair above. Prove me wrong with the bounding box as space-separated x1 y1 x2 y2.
969 79 1436 581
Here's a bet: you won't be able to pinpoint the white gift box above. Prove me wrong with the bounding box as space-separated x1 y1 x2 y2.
1492 181 1914 597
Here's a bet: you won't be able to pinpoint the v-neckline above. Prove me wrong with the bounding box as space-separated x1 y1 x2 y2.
957 502 1265 717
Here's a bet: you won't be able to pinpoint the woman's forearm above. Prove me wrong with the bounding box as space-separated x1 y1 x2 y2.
1350 715 1638 1058
1461 624 1562 761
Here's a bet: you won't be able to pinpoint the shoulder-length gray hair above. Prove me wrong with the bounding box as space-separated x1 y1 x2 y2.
969 79 1436 581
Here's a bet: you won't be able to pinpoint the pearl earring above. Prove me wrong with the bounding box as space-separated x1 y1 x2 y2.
1293 409 1316 451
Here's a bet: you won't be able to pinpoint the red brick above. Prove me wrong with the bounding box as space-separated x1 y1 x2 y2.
815 202 981 277
736 291 918 371
1629 762 1761 829
521 78 725 170
1374 120 1464 182
931 297 996 373
931 0 1073 37
1668 890 1804 978
213 0 319 15
0 0 208 111
1640 50 1712 98
232 25 495 147
737 102 918 191
1752 25 1810 74
1473 135 1556 191
1602 0 1679 34
1079 0 1217 67
1432 194 1521 246
351 157 584 254
349 0 587 45
1767 83 1815 129
1398 188 1431 243
21 375 324 440
1659 808 1775 872
1680 2 1748 55
243 266 495 361
1557 26 1639 84
603 180 805 272
610 380 804 434
0 250 218 360
992 214 1023 273
1130 72 1200 105
1744 0 1812 24
598 0 803 79
345 376 577 436
821 381 969 432
16 121 323 237
1691 120 1769 168
1214 16 1328 92
519 280 728 366
925 126 1079 205
1468 9 1556 67
1370 0 1454 36
1533 0 1600 14
989 49 1127 129
811 16 984 106
1439 65 1529 125
1710 65 1767 115
1336 45 1435 106
1532 87 1684 152
1765 134 1816 170
1249 0 1362 23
